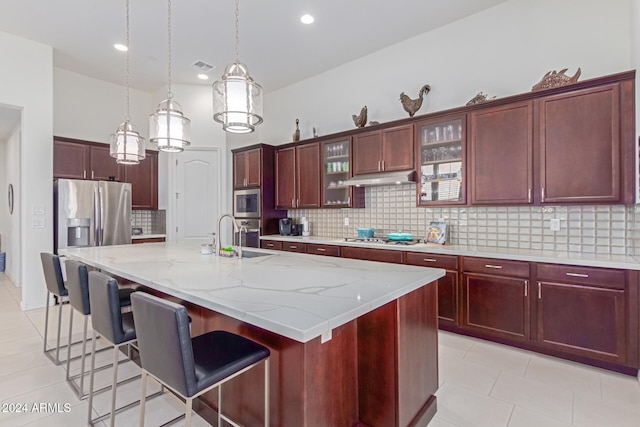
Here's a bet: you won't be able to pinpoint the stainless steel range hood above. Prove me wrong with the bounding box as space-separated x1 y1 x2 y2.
342 170 415 187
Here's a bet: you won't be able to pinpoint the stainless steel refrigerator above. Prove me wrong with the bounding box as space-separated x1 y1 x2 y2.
54 179 131 253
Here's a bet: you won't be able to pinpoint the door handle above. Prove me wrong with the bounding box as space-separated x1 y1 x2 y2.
537 282 541 299
566 272 589 278
528 188 531 204
524 280 528 297
484 264 503 269
316 248 326 252
423 258 437 262
541 187 545 203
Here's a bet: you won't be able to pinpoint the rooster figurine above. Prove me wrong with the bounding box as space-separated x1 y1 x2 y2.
352 105 368 128
399 84 431 117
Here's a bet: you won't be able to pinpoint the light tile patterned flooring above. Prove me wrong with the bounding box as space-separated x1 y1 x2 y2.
1 273 639 426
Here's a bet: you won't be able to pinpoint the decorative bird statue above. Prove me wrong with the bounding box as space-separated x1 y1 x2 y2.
292 118 300 142
352 105 368 128
399 84 431 117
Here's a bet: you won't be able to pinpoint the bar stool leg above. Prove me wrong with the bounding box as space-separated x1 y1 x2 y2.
54 296 64 364
79 315 89 397
139 370 148 427
65 308 74 376
87 330 98 426
43 293 50 354
218 384 222 427
109 345 120 427
185 397 193 427
264 358 270 427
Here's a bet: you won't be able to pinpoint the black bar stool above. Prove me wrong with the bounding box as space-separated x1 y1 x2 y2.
40 252 83 365
86 271 160 427
131 292 270 427
64 260 135 399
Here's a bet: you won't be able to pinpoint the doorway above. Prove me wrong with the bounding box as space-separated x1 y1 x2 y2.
169 148 222 246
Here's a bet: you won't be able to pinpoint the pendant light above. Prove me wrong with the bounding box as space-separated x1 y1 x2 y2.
110 0 145 165
212 0 263 134
149 0 191 152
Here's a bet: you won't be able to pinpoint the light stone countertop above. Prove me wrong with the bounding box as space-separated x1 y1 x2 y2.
260 235 640 270
60 243 444 343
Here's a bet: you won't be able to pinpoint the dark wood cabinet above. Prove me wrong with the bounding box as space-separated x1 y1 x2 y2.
321 138 364 208
406 252 459 325
233 148 261 188
538 84 623 204
535 263 627 364
123 151 158 210
352 125 414 175
132 237 165 244
54 138 122 181
469 101 533 205
341 246 404 264
307 243 340 257
282 241 306 253
461 257 530 342
261 240 282 250
275 144 320 209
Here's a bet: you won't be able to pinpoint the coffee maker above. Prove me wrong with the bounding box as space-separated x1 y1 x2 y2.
279 218 302 236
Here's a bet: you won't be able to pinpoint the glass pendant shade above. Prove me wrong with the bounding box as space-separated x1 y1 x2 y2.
213 62 263 134
149 99 191 152
110 121 146 164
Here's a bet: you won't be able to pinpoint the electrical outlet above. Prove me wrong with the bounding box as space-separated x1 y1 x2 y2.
343 217 349 226
550 218 560 232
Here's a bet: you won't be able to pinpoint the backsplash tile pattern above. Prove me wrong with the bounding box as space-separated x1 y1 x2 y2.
290 185 639 256
131 210 166 234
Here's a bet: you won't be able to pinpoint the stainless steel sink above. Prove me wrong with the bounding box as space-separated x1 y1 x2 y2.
240 251 272 259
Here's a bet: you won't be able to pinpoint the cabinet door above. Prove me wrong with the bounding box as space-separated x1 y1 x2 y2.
381 125 414 172
437 271 459 326
470 101 533 204
296 143 321 208
352 131 383 175
53 139 89 179
245 148 262 187
233 151 247 188
462 273 530 341
539 84 621 203
275 147 296 209
124 151 158 210
90 145 123 181
536 281 625 363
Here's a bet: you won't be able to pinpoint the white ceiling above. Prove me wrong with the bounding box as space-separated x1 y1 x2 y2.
0 0 508 94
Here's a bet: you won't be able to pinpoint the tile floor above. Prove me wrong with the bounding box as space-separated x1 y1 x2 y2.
1 273 639 427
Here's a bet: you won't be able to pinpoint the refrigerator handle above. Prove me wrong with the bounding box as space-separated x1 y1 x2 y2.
94 186 102 246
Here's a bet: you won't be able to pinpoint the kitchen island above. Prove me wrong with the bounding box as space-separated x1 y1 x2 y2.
61 242 444 427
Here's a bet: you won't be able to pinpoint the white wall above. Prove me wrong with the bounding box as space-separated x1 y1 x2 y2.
0 31 53 310
54 68 153 145
258 0 632 145
0 124 22 283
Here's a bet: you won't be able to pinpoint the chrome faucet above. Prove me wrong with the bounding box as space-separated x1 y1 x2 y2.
216 214 243 259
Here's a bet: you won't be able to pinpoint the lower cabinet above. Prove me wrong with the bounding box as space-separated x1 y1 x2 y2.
132 237 166 244
534 263 628 364
282 242 306 253
341 246 404 264
261 240 283 250
307 243 340 257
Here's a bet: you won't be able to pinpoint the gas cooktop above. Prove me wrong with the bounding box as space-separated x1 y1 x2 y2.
343 237 422 245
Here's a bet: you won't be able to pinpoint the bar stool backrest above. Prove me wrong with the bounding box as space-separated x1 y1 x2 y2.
88 271 130 345
65 260 91 315
130 292 196 397
40 253 66 297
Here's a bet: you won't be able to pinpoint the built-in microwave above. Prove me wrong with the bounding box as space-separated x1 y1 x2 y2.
233 188 261 218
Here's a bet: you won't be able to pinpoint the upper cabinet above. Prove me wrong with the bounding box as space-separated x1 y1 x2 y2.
469 101 533 205
352 124 414 175
123 150 158 210
415 115 466 205
275 143 321 209
321 138 364 208
54 138 122 181
233 148 261 188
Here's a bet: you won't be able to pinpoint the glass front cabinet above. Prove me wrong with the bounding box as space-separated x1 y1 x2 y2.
415 116 466 205
321 138 363 208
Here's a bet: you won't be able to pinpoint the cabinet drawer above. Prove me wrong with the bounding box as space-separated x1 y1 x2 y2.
462 257 529 278
282 242 307 253
307 244 340 257
405 252 458 270
536 263 625 290
261 240 283 250
340 246 404 264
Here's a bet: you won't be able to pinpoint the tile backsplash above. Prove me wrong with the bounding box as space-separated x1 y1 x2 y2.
290 185 640 256
131 210 166 235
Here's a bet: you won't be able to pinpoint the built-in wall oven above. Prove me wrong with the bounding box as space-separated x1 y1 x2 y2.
234 218 260 248
233 189 261 218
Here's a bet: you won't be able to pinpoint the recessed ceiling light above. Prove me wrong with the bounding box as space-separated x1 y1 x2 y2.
300 14 314 24
197 74 209 80
114 43 128 52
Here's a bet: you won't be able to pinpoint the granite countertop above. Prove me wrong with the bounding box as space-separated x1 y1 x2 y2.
60 243 444 343
131 234 166 240
260 235 640 270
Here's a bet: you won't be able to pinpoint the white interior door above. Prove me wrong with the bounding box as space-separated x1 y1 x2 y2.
173 148 221 245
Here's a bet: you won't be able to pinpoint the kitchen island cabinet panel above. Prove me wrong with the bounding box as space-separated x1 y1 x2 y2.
469 101 533 205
